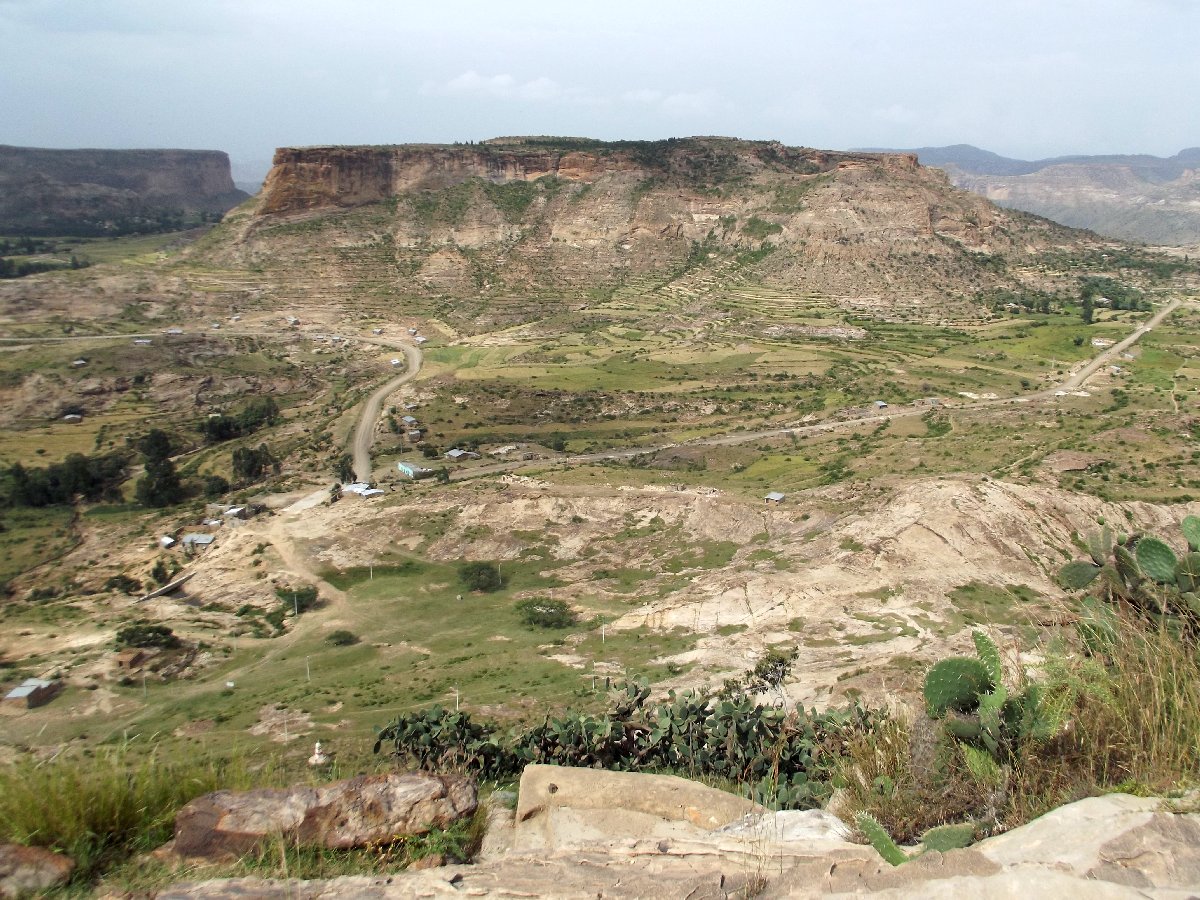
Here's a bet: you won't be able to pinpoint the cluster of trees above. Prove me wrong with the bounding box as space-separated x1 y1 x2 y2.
134 430 184 508
199 397 280 443
4 452 128 507
0 255 89 279
232 444 277 483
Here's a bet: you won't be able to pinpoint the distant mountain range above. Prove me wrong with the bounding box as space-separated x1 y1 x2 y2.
862 145 1200 246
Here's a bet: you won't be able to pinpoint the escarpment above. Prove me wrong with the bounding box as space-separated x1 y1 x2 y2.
0 146 249 235
224 136 1088 326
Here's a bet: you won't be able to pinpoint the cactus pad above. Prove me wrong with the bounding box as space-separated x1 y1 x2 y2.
1183 516 1200 552
924 657 993 717
856 813 908 866
1114 545 1142 589
1087 527 1113 566
1176 552 1200 594
972 630 1003 685
1058 560 1101 590
920 823 976 852
1136 537 1178 584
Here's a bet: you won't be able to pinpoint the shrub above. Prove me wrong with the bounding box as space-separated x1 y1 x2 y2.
115 622 180 649
275 584 319 612
515 598 577 629
458 562 502 593
103 574 142 595
326 630 360 646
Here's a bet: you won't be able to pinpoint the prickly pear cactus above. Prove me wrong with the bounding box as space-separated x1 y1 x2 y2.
1136 537 1178 584
1114 545 1142 590
920 822 976 852
972 631 1003 685
1183 515 1200 552
1176 552 1200 594
1087 526 1114 566
856 813 908 866
924 657 993 717
1059 560 1101 590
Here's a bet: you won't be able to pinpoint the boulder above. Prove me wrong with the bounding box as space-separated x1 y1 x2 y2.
513 764 764 853
0 843 74 898
173 772 476 859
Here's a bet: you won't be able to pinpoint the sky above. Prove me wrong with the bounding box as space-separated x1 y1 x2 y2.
2 0 1197 177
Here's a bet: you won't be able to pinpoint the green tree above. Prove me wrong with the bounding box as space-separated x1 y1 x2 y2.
334 453 355 483
458 561 502 593
1081 294 1094 325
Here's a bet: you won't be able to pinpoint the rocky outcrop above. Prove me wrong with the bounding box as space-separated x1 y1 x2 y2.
0 145 248 235
158 778 1200 899
0 843 74 898
172 772 476 858
225 137 1065 325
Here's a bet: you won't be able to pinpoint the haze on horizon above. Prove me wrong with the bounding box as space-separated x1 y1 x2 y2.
2 0 1197 174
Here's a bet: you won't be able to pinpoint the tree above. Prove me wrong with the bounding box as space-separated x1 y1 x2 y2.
136 458 184 507
232 444 276 482
458 561 502 593
516 597 577 628
1081 293 1094 325
334 453 355 483
116 622 180 649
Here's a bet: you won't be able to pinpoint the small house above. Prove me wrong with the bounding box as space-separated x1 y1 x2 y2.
115 649 148 671
406 429 424 442
182 533 215 550
414 336 429 344
874 400 888 409
372 327 384 335
397 462 433 480
159 535 177 549
62 413 83 423
133 338 152 345
390 358 403 367
765 491 786 504
71 358 87 368
407 327 418 335
165 327 183 335
445 448 480 461
401 415 419 426
224 506 250 520
342 483 384 499
3 678 61 709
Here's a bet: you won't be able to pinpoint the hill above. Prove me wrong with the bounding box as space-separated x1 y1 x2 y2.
865 144 1200 246
0 146 249 236
207 136 1119 330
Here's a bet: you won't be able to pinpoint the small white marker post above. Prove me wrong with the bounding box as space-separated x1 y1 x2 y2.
601 624 606 644
293 592 299 616
306 657 311 682
370 564 374 581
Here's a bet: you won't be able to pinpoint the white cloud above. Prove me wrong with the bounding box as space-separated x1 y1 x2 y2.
422 70 568 102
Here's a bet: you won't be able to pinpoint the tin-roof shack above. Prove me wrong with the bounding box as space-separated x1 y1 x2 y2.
765 491 786 504
3 678 61 709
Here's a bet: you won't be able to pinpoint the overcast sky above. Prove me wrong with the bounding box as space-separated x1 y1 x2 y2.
2 0 1196 174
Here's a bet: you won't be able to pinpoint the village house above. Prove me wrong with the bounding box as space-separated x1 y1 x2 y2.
397 462 433 480
765 491 786 504
114 649 149 671
3 678 61 709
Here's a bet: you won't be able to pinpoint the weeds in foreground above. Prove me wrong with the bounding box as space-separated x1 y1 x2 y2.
0 741 256 885
837 608 1200 844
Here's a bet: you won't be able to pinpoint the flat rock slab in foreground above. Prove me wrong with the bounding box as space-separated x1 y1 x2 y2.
173 772 476 859
160 777 1200 899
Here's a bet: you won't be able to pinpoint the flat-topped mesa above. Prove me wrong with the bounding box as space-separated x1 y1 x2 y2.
0 146 248 234
256 137 918 216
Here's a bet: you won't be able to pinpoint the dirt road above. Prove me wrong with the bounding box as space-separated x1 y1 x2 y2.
350 340 422 483
446 298 1190 481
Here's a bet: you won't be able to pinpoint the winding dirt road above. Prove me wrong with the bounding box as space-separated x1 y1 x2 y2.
350 339 422 482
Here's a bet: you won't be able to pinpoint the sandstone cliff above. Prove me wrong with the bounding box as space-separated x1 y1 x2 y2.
222 137 1078 327
0 146 249 235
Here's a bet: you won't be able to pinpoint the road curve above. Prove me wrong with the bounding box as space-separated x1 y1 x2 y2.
445 298 1190 482
351 341 422 483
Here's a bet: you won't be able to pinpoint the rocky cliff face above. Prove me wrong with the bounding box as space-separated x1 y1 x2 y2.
0 146 249 235
226 137 1068 326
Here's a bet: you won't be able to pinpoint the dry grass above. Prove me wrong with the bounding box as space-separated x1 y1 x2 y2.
837 608 1200 842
